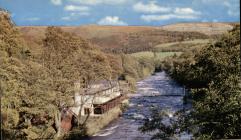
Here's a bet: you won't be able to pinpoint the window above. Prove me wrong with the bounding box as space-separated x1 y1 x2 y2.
94 107 102 114
84 108 90 115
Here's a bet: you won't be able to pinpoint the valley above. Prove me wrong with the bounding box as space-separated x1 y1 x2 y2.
1 8 240 140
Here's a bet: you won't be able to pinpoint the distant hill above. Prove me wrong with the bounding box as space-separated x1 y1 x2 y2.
18 25 154 40
160 22 235 35
17 22 236 53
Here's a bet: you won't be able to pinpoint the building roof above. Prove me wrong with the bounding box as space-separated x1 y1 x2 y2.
84 80 119 95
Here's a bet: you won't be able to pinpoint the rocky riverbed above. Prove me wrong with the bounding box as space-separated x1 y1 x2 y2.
87 72 190 140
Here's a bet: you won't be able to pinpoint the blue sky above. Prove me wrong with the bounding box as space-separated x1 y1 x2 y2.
0 0 240 26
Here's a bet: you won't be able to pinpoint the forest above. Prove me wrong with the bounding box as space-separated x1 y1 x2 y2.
0 11 155 139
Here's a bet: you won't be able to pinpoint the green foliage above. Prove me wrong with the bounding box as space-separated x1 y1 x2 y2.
121 54 155 91
106 53 123 79
0 12 126 139
141 25 241 139
0 11 29 58
139 109 178 140
0 12 57 139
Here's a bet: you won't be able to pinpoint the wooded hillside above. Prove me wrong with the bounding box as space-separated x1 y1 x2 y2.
18 22 235 54
0 11 159 139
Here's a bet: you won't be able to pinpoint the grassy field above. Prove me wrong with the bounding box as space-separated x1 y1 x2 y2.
155 39 210 48
131 39 211 60
131 51 182 60
154 52 182 59
131 51 155 58
154 39 210 52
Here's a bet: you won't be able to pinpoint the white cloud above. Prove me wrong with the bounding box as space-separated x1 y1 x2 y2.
141 7 201 22
68 0 131 5
197 0 229 4
26 17 40 21
201 19 208 22
227 10 239 16
64 5 90 12
98 16 127 25
174 8 201 15
223 1 231 7
141 14 198 22
52 0 133 6
61 17 72 21
200 0 219 3
133 1 171 13
197 0 239 17
223 1 239 17
70 12 89 16
50 0 62 5
212 19 218 22
61 12 89 21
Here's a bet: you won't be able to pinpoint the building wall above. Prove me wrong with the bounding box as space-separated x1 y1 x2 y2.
79 92 121 116
72 81 121 116
80 105 122 135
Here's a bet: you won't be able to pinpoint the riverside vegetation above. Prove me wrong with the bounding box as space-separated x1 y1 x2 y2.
140 25 241 139
0 11 155 139
1 9 239 140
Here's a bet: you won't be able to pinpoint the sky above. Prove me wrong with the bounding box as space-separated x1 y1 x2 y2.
0 0 240 26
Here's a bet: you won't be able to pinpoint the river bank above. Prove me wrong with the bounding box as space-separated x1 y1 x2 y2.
82 71 187 140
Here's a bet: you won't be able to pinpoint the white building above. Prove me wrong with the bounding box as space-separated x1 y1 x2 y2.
70 81 125 116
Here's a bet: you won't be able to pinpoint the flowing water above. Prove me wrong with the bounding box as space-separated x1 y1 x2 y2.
88 72 190 140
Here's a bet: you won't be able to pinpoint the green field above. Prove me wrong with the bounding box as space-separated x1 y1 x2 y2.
154 52 182 59
131 51 182 60
131 39 211 60
154 39 211 52
155 39 210 48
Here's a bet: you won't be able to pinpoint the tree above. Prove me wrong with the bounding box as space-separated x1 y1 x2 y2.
0 13 122 139
0 12 56 139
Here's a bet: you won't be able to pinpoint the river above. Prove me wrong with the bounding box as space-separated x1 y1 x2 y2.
87 72 190 140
